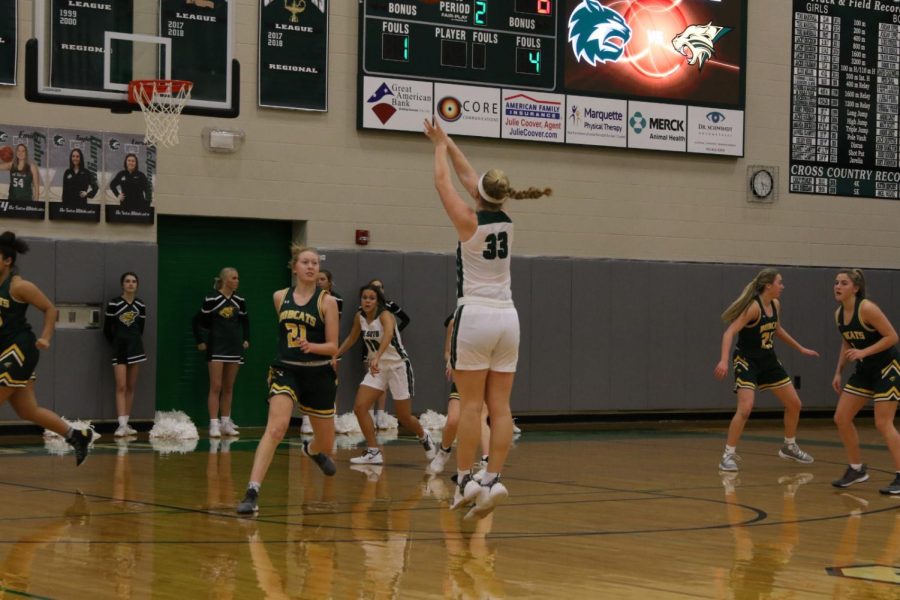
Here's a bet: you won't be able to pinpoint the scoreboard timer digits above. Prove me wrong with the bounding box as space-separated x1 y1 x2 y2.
362 0 557 91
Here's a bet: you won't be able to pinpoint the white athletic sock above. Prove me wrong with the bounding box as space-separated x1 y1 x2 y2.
482 472 498 485
368 447 380 453
851 463 863 470
118 416 128 427
457 469 471 481
784 437 796 445
221 415 231 424
375 409 384 416
248 481 261 492
725 445 737 455
210 418 220 427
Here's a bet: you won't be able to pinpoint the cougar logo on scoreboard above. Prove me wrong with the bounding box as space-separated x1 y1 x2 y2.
567 0 631 66
108 138 120 150
671 23 731 72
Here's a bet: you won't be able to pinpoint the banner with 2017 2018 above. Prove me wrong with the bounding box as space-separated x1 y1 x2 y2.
0 124 156 225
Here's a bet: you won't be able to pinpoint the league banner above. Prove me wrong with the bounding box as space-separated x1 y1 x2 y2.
0 0 16 86
162 0 230 103
103 134 155 225
48 129 102 222
259 0 328 111
50 0 133 91
0 125 48 220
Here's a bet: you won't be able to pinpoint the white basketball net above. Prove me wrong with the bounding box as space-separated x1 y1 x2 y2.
131 81 192 148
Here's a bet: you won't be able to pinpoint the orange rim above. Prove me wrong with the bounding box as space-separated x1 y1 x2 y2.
128 80 193 104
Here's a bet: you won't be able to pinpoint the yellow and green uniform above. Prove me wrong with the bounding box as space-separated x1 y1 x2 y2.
8 167 34 202
267 287 336 418
104 296 146 365
192 292 249 364
732 297 791 392
0 274 38 387
837 297 900 401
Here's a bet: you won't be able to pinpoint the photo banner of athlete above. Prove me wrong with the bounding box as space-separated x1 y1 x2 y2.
48 129 103 223
0 0 16 85
358 0 746 157
0 123 155 224
103 134 156 225
0 125 47 220
162 0 230 103
258 0 329 111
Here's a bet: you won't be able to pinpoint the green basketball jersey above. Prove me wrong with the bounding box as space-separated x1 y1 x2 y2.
0 274 31 341
276 287 327 363
8 169 33 202
736 297 778 356
836 297 896 365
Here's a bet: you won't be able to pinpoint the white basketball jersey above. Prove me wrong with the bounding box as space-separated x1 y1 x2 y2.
359 310 408 363
457 210 513 302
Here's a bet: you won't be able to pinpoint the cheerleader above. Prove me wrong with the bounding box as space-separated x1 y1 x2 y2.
193 268 249 437
104 272 146 436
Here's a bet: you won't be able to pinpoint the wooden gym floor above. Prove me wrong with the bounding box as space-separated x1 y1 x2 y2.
0 419 899 599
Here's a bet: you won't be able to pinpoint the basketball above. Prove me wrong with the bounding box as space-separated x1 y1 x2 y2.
0 145 12 163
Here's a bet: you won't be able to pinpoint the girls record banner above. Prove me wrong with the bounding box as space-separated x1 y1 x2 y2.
0 126 47 220
47 129 102 222
0 0 15 85
259 0 329 111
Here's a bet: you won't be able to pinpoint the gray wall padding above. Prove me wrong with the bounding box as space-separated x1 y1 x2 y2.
1 239 157 424
5 242 894 421
323 251 895 416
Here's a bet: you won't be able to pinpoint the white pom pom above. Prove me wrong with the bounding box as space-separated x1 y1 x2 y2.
149 410 199 440
418 409 447 430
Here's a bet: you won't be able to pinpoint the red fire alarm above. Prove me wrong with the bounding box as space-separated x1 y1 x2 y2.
356 229 369 245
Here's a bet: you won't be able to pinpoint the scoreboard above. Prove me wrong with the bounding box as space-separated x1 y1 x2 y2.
358 0 748 156
362 0 558 90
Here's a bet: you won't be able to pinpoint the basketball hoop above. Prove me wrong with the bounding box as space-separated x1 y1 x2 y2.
128 80 193 148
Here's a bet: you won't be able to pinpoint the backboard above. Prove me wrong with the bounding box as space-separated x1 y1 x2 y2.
27 0 239 117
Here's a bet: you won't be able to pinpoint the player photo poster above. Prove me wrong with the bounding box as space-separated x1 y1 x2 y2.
48 129 102 222
259 0 329 111
103 134 155 225
0 125 47 220
0 0 16 86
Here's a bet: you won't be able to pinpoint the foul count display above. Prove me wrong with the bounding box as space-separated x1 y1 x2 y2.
363 0 558 91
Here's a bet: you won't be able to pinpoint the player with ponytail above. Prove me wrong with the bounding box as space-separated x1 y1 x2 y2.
424 118 550 520
713 268 819 472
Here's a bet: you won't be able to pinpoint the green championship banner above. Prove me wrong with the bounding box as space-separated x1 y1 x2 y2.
0 0 15 86
50 0 133 91
259 0 328 111
162 0 229 103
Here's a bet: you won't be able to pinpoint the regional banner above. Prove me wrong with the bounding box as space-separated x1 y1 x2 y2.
50 0 133 91
259 0 329 110
162 0 230 103
0 0 16 86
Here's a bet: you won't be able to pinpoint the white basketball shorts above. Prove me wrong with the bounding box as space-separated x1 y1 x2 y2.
451 303 519 372
361 360 415 400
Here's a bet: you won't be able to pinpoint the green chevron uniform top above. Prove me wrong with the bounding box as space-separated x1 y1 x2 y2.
0 274 38 387
275 287 327 364
192 292 249 363
8 167 34 202
836 297 897 367
736 297 778 358
104 296 147 365
836 297 900 401
0 274 31 341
